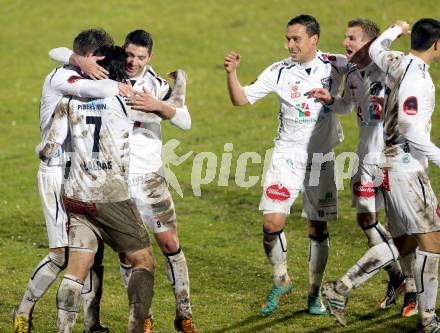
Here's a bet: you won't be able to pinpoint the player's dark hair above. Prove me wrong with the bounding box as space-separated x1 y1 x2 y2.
95 46 128 82
287 15 320 38
124 29 153 53
411 18 440 51
348 18 380 40
73 28 114 56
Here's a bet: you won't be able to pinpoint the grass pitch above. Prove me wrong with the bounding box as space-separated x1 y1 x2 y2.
0 0 439 332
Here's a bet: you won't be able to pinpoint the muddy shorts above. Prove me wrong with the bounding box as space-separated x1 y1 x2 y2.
63 197 150 254
129 173 176 233
382 169 440 237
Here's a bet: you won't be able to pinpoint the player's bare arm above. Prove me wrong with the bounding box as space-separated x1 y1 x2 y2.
224 51 249 106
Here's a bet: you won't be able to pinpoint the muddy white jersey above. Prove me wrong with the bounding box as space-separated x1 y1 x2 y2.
330 61 385 164
128 65 171 174
39 66 119 166
49 96 131 202
243 52 347 153
370 25 440 170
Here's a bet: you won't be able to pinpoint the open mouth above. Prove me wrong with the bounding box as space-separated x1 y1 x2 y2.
346 49 353 55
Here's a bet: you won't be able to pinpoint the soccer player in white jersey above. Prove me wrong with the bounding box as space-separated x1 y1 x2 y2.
11 29 131 333
307 19 416 325
48 30 197 333
39 45 156 333
368 18 440 333
224 14 347 315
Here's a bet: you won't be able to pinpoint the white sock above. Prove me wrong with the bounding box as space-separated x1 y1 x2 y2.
338 242 398 295
57 275 83 333
415 249 440 325
18 252 65 316
82 265 104 332
164 248 192 319
308 234 329 296
119 262 132 289
263 228 288 286
401 251 417 293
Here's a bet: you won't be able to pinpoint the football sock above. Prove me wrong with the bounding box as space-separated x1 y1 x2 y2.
415 249 440 326
18 251 66 316
120 262 133 289
401 251 417 292
164 248 192 319
337 242 398 296
57 275 83 333
263 228 288 286
127 268 154 333
362 221 404 284
82 265 104 332
308 233 329 296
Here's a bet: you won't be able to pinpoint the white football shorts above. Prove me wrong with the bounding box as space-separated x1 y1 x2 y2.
260 151 337 221
382 169 440 237
37 163 68 248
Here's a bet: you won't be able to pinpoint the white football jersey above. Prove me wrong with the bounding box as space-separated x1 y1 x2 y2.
330 61 385 164
48 96 131 202
39 66 119 166
128 65 171 174
243 52 347 153
370 26 440 170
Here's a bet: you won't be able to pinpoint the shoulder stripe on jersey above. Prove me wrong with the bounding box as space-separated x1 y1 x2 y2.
147 69 164 86
115 96 127 116
67 97 73 116
276 64 295 84
400 59 413 86
49 68 59 85
318 56 339 73
162 87 172 101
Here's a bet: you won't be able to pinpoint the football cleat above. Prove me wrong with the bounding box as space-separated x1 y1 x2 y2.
144 317 154 333
321 282 347 326
259 279 293 315
307 295 327 315
401 292 418 317
12 307 33 333
416 316 440 333
174 317 199 333
379 278 405 309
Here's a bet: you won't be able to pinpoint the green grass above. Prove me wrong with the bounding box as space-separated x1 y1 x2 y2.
1 0 440 332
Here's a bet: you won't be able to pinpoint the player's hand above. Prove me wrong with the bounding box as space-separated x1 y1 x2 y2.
305 88 333 105
129 87 162 113
118 81 136 97
224 51 241 73
370 96 384 107
393 20 411 36
72 54 109 80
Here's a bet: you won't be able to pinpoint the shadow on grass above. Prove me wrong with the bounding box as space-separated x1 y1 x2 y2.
211 305 417 333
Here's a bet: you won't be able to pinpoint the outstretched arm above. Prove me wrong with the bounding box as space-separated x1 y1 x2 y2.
224 51 249 106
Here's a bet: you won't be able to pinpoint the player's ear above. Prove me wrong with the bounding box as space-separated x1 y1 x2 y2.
311 34 319 46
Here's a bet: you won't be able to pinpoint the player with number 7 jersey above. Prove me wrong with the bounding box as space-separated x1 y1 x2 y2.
49 95 131 203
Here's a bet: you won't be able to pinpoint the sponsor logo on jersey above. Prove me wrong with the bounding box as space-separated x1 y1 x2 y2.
78 101 107 111
321 76 332 90
295 102 310 117
67 75 83 84
290 85 301 99
353 181 377 198
266 184 290 201
369 82 383 96
403 96 418 115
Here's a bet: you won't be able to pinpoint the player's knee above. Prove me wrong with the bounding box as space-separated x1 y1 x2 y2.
155 230 180 253
263 214 285 233
357 213 376 229
308 220 328 238
48 249 67 269
126 247 156 272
